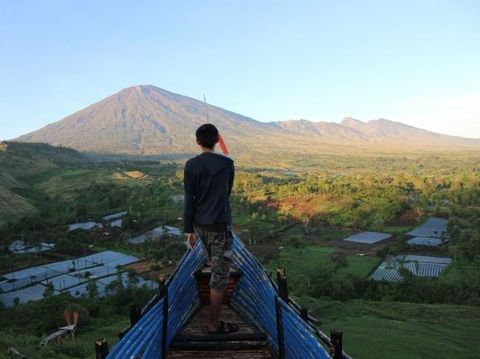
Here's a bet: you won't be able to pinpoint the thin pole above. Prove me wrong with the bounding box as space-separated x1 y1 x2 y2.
203 94 229 155
203 94 210 123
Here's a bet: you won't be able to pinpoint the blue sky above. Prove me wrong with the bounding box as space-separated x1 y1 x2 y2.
1 0 479 140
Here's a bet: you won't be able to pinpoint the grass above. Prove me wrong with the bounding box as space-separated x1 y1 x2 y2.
440 259 480 284
268 245 335 271
267 245 380 282
298 297 480 359
0 314 129 359
381 225 415 235
337 255 382 278
74 316 129 359
0 184 37 227
0 292 149 359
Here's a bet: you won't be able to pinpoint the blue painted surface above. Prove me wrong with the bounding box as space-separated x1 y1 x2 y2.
231 235 330 359
107 242 206 358
106 234 331 358
231 235 280 352
279 298 331 358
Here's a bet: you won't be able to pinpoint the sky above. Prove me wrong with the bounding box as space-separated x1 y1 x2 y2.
1 0 479 140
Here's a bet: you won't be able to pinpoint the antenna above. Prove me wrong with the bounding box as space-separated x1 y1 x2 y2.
203 94 230 156
203 94 210 123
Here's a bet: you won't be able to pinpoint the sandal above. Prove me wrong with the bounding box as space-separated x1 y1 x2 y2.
208 321 239 334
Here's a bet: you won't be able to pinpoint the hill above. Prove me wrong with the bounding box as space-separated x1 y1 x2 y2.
16 85 480 156
0 142 87 227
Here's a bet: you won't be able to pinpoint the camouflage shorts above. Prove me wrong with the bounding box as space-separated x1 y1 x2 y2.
194 227 233 291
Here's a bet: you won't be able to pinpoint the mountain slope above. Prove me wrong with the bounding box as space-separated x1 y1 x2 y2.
0 142 88 227
17 86 284 155
16 85 480 155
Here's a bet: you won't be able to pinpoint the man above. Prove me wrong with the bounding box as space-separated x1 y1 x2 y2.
184 123 238 334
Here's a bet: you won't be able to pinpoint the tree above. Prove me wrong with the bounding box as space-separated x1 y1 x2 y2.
87 279 98 299
43 283 55 298
126 269 139 289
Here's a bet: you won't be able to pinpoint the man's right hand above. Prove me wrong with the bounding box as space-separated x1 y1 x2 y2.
186 232 197 250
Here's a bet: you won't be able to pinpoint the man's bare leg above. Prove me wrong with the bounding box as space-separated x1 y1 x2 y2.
208 289 224 332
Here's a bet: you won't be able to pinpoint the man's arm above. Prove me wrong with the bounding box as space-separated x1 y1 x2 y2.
228 162 234 197
183 160 195 234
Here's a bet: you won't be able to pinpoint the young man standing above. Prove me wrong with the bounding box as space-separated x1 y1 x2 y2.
183 124 238 334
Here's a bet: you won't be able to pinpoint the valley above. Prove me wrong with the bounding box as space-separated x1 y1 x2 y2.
0 138 479 358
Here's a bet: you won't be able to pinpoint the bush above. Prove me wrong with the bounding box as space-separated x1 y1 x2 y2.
53 341 88 358
286 236 304 248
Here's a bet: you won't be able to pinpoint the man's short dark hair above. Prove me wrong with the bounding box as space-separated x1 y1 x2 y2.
196 124 219 149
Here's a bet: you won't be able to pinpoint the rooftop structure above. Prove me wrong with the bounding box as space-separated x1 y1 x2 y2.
343 231 392 244
153 225 181 237
128 233 148 245
0 284 47 307
110 219 122 228
9 240 55 254
407 237 442 247
370 254 452 282
67 221 102 232
407 217 448 238
128 225 181 245
0 251 150 307
102 211 128 221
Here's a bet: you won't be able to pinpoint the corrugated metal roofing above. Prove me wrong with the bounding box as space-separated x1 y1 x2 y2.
407 217 448 238
128 226 181 245
9 240 55 254
67 221 102 231
0 251 146 307
0 284 47 306
102 211 128 221
407 237 442 246
110 219 122 228
343 231 392 244
128 233 148 245
370 254 452 282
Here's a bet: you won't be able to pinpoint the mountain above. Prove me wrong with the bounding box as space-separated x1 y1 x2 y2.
16 85 480 155
16 86 283 155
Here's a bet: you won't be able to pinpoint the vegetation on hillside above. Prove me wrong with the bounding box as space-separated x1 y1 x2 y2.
0 142 479 358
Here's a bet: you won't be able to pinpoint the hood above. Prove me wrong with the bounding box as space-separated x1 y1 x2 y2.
197 152 234 176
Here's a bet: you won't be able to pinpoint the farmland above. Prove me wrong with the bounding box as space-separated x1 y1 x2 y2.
299 297 480 359
0 142 479 358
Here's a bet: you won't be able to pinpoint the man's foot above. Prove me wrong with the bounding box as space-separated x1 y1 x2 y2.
207 321 239 335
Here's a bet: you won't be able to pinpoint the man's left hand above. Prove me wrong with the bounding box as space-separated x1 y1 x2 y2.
186 232 197 250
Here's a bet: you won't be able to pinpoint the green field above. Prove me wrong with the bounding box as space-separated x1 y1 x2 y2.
267 245 381 291
1 142 479 358
298 297 480 359
337 254 381 278
0 316 128 359
441 259 480 284
268 245 380 276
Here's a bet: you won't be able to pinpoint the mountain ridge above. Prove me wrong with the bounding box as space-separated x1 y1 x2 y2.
16 85 480 155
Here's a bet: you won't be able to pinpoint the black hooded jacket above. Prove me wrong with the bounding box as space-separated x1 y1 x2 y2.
183 152 235 233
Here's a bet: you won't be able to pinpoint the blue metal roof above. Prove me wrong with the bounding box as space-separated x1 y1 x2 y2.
107 234 333 358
